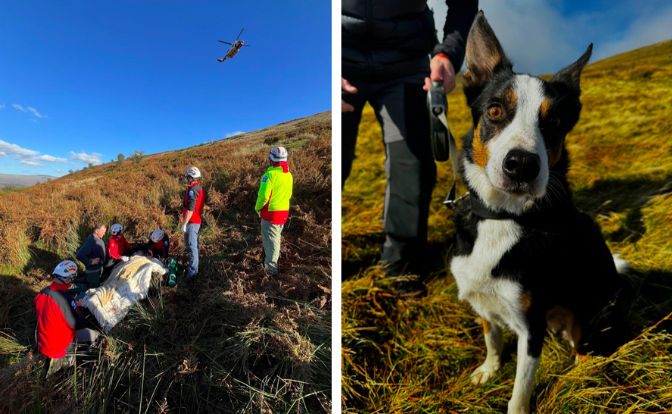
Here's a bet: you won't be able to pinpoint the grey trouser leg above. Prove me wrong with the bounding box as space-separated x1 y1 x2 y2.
185 223 200 279
341 70 436 268
261 219 284 273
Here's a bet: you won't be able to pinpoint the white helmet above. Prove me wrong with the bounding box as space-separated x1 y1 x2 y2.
110 224 123 235
53 260 78 278
269 147 288 162
185 167 201 179
151 229 165 243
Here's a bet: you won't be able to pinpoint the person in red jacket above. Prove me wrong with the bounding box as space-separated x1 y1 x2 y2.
181 166 205 284
34 260 100 375
143 229 171 262
105 223 131 269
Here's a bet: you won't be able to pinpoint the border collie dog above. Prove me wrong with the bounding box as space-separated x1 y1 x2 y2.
451 12 628 414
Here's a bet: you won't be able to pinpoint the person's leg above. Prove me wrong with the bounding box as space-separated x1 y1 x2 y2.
68 268 101 294
185 223 200 279
87 268 103 289
342 80 370 187
261 220 284 273
74 328 100 346
369 72 436 274
263 221 284 273
261 219 273 272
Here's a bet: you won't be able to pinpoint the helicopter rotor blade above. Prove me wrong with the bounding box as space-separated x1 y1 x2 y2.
241 44 250 47
219 40 232 45
235 28 244 42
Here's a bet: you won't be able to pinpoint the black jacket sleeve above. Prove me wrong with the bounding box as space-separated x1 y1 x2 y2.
186 185 201 211
432 0 479 72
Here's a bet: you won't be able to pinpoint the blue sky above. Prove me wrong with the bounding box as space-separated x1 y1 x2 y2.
0 1 331 177
429 0 672 74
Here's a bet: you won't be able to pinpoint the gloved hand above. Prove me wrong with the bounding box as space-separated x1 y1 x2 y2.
121 256 129 262
181 224 187 233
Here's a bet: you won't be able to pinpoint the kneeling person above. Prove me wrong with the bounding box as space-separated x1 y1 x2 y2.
255 147 293 274
144 229 171 261
35 261 100 372
105 223 131 268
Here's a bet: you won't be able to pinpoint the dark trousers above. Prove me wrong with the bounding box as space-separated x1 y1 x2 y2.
342 71 437 268
68 268 103 294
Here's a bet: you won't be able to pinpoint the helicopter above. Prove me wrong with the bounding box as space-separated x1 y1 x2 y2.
217 28 250 62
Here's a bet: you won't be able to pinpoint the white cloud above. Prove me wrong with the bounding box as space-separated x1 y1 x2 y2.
20 160 43 167
0 151 6 157
29 119 37 122
0 140 39 158
428 0 672 74
55 169 65 173
34 154 68 163
596 6 672 61
12 104 26 112
27 107 43 118
70 151 103 165
0 104 5 109
225 131 245 138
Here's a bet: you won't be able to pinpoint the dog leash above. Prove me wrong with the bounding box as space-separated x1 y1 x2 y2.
427 81 468 208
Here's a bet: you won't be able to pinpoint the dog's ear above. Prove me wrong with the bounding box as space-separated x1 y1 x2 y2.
550 44 593 91
462 11 513 90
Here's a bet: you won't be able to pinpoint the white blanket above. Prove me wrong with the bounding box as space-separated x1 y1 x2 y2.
83 256 167 333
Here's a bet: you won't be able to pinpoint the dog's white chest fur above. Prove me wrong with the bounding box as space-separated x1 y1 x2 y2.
451 219 528 335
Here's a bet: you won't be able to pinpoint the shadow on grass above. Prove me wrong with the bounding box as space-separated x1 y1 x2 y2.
573 174 672 243
342 232 456 281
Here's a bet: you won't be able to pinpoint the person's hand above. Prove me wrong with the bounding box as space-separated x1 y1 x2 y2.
121 256 129 262
424 55 456 94
341 78 357 112
181 224 187 233
76 298 86 307
91 257 100 265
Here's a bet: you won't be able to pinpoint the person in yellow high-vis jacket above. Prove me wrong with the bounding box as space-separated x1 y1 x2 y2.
255 146 293 274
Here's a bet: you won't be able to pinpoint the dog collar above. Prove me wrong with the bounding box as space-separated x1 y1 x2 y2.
469 194 521 220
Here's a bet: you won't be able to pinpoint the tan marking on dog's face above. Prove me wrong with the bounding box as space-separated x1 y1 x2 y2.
482 318 490 334
546 140 564 168
540 97 553 118
472 123 489 168
503 88 518 111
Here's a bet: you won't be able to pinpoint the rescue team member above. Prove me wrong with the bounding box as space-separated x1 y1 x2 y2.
70 223 107 294
181 167 205 284
105 223 131 268
255 147 293 274
143 229 170 261
35 261 100 373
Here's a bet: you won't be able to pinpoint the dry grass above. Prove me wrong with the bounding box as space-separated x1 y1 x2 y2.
342 40 672 412
0 112 332 413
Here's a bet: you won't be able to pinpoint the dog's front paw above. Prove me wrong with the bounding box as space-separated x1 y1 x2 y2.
470 361 500 385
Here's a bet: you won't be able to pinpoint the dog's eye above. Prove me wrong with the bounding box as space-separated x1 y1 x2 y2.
549 117 561 127
488 106 503 119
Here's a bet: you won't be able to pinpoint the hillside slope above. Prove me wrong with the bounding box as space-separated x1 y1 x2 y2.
0 111 332 413
342 40 672 413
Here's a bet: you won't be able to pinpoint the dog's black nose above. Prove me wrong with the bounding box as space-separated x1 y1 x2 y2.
503 149 541 183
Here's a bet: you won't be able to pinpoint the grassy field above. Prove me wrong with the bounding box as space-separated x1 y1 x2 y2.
0 112 331 413
342 41 672 413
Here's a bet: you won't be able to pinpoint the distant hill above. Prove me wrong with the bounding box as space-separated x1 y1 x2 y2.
0 174 55 188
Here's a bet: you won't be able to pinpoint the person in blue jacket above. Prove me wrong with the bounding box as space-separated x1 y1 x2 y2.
69 223 107 294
